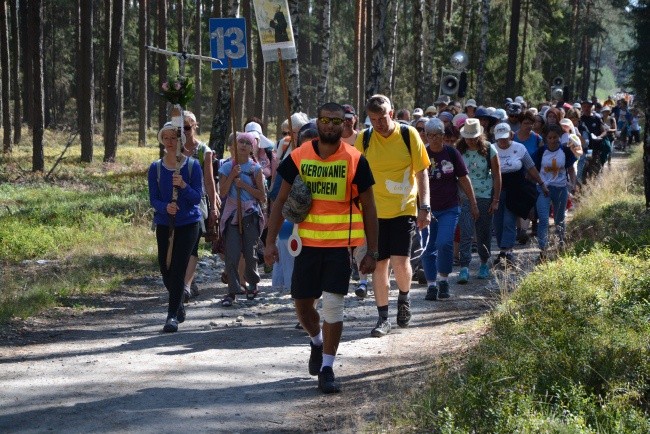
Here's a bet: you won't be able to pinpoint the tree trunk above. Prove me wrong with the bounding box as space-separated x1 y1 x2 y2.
460 0 473 52
208 0 239 159
505 0 521 99
157 0 167 133
568 0 579 100
104 0 112 127
362 0 373 109
383 0 399 99
476 0 490 104
0 0 12 152
78 0 94 162
138 0 148 147
194 0 203 133
9 0 21 144
316 0 331 108
20 1 32 128
353 0 363 113
28 0 44 171
287 0 302 112
253 9 265 120
517 0 530 95
103 0 124 162
366 0 387 100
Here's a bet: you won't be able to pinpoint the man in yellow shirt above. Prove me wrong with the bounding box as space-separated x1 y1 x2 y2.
354 94 431 337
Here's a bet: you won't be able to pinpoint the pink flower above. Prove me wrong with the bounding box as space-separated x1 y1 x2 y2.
174 82 181 90
161 82 169 91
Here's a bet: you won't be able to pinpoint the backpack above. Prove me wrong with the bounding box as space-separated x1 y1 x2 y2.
362 124 412 155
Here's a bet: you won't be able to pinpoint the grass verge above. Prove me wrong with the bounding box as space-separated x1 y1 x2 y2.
388 148 650 432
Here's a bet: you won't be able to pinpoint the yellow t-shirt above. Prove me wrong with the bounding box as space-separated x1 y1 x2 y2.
354 124 430 219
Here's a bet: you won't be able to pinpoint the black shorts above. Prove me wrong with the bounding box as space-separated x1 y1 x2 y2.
291 246 351 299
377 216 416 260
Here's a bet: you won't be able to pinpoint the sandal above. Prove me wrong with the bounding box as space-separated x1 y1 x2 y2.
246 286 258 300
221 294 235 307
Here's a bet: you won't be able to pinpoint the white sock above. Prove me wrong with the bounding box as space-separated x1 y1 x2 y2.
321 353 335 370
183 283 190 292
359 279 368 285
310 330 323 346
438 276 448 282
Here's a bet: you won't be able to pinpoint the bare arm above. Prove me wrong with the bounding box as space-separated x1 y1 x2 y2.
489 154 502 214
263 179 292 265
458 175 479 220
415 169 431 229
358 187 378 275
203 150 219 216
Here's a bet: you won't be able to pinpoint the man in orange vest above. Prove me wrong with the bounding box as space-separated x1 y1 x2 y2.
264 102 378 394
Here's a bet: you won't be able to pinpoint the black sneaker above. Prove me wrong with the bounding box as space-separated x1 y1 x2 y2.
438 281 450 299
318 366 341 393
354 282 368 298
309 342 323 376
516 228 529 245
424 284 438 301
163 317 178 333
370 317 391 337
190 281 200 297
183 290 190 304
177 304 186 323
397 300 411 328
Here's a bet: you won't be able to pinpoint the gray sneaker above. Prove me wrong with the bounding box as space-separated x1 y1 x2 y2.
370 317 391 337
438 281 450 299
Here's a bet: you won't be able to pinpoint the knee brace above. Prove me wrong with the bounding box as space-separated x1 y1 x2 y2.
321 292 345 323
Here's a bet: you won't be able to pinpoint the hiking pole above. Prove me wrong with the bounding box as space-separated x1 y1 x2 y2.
228 57 243 235
165 104 186 269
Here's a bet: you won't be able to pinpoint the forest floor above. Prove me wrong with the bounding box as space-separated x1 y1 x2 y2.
1 154 625 433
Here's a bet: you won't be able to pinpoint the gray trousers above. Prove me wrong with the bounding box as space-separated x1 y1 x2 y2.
459 197 493 267
224 213 261 295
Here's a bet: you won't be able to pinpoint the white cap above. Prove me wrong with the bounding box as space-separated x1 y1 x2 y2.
244 122 275 149
465 99 477 108
494 123 512 140
413 108 424 116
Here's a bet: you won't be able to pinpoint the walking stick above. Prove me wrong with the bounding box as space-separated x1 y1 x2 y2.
277 48 295 151
165 103 185 269
228 58 243 235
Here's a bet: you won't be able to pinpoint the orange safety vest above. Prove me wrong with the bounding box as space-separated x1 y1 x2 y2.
291 141 365 247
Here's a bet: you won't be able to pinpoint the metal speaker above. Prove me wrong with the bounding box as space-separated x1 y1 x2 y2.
552 76 564 87
440 75 460 96
551 86 564 100
450 51 469 70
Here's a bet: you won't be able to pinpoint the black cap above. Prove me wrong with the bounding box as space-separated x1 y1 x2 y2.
342 104 356 116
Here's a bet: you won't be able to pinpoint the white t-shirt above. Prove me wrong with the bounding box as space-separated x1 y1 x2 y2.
539 147 570 188
496 141 533 174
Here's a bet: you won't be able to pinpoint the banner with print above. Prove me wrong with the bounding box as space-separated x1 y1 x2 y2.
251 0 297 62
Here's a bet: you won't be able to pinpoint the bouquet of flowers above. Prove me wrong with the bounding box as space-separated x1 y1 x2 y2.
160 75 195 107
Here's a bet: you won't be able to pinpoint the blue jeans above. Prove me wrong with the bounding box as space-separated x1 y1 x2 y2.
536 185 568 250
421 206 460 280
459 197 493 266
493 190 517 250
576 154 587 182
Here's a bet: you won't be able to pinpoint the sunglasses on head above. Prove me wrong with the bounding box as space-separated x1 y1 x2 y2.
318 116 344 125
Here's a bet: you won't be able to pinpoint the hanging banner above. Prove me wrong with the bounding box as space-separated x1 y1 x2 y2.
251 0 297 62
209 17 249 70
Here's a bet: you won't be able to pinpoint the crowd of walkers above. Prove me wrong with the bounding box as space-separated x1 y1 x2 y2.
147 93 641 392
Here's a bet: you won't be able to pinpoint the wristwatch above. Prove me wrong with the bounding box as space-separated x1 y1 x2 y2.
368 251 379 260
419 204 431 212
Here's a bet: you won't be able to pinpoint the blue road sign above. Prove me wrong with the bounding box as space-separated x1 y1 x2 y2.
209 18 248 70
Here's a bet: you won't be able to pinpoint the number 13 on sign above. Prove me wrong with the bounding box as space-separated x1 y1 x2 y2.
209 18 248 70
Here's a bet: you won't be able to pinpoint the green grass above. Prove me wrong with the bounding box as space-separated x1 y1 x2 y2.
388 149 650 433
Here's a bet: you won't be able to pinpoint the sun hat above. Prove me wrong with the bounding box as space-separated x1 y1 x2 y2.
438 111 454 123
183 111 197 124
494 108 508 121
559 118 573 129
494 123 512 140
413 107 424 116
158 122 177 144
514 96 525 104
453 113 468 129
506 102 522 116
282 176 312 224
424 117 445 135
424 105 437 116
434 95 451 105
601 105 612 113
244 122 275 149
465 99 477 108
475 107 489 119
290 112 311 133
460 118 483 138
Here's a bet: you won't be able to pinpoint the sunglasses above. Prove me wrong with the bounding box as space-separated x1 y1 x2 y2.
183 125 194 131
282 131 290 136
318 116 344 125
416 127 425 132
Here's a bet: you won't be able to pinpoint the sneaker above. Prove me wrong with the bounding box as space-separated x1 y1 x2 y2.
351 260 360 281
354 282 368 298
424 284 438 301
309 342 323 376
505 252 516 267
516 228 529 245
190 281 200 297
370 317 391 337
318 366 341 393
177 304 186 323
183 290 190 304
477 263 490 279
397 300 412 328
163 317 178 333
416 268 427 285
438 281 450 299
457 267 469 284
